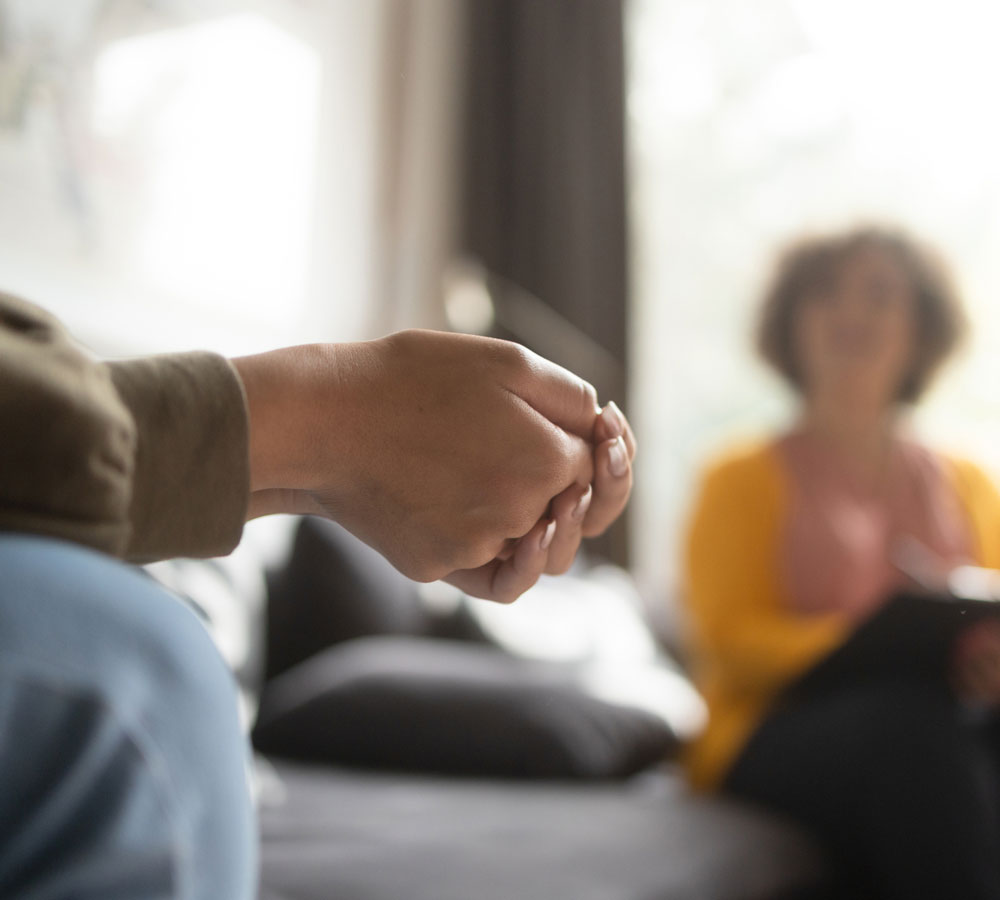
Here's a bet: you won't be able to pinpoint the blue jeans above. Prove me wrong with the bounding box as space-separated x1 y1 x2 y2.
0 534 256 899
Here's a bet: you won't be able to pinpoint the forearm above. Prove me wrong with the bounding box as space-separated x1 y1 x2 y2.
1 293 624 588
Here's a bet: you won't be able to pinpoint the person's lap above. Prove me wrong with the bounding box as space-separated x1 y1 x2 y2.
0 533 255 900
725 677 1000 900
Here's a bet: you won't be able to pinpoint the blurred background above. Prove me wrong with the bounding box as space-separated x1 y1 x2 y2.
2 0 999 633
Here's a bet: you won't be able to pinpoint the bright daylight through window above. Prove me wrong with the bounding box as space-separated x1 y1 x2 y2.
628 0 1000 615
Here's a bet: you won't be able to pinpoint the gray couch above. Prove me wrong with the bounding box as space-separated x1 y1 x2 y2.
250 518 830 900
258 759 825 900
155 516 830 899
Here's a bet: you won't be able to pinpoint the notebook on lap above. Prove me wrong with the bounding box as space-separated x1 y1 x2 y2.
786 566 1000 698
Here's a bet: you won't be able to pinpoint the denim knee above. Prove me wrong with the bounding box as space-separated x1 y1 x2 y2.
0 534 256 900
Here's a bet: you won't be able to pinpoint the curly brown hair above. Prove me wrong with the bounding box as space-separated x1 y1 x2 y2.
756 225 967 403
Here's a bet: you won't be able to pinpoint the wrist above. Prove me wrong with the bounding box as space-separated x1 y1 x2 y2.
246 488 327 520
231 344 350 496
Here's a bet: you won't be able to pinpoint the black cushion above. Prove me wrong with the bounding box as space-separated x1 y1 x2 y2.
265 517 487 680
253 636 677 779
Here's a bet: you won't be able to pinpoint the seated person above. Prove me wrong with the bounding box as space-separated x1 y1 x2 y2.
680 225 1000 900
0 292 635 899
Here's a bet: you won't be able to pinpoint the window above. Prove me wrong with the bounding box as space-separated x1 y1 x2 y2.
90 14 320 344
628 0 1000 613
0 1 385 355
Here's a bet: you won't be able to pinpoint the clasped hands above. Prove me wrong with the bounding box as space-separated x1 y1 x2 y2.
233 330 635 603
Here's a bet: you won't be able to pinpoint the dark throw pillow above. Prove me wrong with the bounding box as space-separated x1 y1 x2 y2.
264 517 488 680
252 636 677 779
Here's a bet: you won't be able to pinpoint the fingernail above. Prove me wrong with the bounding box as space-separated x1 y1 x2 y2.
608 436 628 477
540 519 557 550
572 485 593 521
600 402 624 439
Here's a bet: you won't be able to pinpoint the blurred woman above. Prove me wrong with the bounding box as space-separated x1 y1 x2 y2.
681 226 1000 900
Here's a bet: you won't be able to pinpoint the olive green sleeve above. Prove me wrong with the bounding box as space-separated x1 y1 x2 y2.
108 351 249 562
0 292 249 561
0 293 137 555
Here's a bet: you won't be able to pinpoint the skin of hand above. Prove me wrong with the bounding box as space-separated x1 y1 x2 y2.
541 400 635 574
952 619 1000 705
450 399 637 601
233 330 632 600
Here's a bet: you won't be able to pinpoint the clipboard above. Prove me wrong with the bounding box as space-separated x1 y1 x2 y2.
784 566 1000 700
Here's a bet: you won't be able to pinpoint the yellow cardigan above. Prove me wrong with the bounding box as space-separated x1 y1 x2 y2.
680 441 1000 791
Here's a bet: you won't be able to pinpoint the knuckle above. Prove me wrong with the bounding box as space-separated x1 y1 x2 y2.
405 559 448 584
537 437 573 482
382 328 415 355
398 539 465 584
503 339 532 367
485 336 530 374
452 538 499 575
579 378 599 415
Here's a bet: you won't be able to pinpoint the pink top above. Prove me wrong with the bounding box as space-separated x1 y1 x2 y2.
777 431 972 619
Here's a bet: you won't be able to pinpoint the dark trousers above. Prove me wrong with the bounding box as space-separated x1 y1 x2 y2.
725 677 1000 900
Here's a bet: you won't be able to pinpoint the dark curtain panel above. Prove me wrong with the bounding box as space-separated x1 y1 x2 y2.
459 0 630 565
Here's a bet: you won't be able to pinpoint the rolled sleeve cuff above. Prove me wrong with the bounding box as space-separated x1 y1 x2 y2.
109 352 250 562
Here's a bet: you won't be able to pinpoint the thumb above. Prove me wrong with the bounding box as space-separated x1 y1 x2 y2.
508 348 600 441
